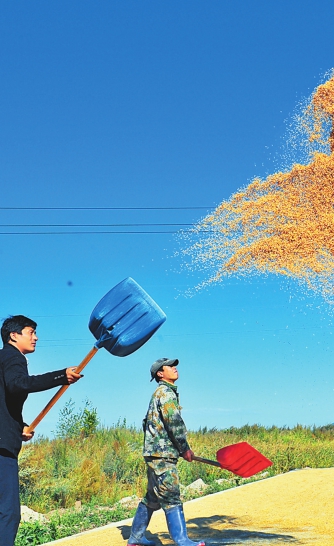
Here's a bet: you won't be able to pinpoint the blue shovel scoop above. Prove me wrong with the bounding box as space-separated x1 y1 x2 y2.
26 277 166 432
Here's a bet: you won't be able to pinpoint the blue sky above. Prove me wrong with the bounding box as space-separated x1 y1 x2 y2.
1 1 334 437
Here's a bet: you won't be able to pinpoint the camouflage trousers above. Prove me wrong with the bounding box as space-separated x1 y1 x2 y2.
142 457 181 511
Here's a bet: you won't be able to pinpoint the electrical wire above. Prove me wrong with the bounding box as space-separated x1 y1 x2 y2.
37 324 330 347
0 206 213 210
0 221 211 235
0 223 193 227
0 231 194 234
0 211 213 234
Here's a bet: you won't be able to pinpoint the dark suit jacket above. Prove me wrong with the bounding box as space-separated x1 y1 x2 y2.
0 343 68 457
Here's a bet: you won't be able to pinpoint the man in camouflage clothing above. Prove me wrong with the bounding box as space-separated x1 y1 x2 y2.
127 358 205 546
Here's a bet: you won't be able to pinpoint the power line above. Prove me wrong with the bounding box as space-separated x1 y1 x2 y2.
36 324 332 347
0 230 205 235
0 221 211 234
0 206 213 211
0 223 193 227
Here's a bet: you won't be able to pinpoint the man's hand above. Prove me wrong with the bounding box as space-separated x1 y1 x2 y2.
22 426 35 442
181 449 195 462
66 367 83 384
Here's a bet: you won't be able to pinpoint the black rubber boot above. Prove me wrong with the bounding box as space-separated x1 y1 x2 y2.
127 502 155 546
165 505 205 546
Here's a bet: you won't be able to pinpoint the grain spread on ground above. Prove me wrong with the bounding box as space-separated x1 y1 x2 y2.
43 468 334 545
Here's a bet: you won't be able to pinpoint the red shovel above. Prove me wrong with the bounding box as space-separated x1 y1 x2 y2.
193 442 272 478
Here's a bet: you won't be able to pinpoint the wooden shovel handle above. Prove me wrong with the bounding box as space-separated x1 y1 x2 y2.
25 346 99 433
192 455 221 468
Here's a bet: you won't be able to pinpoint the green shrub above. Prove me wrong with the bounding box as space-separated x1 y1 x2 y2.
54 398 99 439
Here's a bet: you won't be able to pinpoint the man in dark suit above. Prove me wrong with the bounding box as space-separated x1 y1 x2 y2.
0 315 83 546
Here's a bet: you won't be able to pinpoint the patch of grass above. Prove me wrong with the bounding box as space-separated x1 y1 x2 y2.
15 503 135 546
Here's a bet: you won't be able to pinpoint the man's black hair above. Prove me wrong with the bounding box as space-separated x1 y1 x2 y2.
1 315 37 344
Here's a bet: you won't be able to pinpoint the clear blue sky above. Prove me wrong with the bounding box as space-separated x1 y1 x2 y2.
1 1 334 437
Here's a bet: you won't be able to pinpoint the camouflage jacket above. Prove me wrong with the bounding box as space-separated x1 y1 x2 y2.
143 380 190 459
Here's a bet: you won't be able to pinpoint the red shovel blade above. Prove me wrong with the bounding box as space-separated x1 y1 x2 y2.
216 442 272 478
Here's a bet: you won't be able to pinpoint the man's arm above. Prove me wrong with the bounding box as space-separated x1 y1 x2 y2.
4 356 82 394
158 389 191 455
19 367 82 442
66 368 83 384
181 449 195 461
22 426 34 442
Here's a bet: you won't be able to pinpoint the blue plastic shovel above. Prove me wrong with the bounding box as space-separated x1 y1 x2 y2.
26 277 166 432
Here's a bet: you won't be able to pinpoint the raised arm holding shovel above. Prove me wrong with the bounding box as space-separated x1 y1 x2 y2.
0 315 83 546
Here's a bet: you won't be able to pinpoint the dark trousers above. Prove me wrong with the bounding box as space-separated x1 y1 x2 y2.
0 454 20 546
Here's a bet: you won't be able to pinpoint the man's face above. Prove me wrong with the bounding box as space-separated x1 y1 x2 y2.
10 326 38 354
159 364 179 384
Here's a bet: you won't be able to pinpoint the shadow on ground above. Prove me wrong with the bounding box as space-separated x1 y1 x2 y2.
119 514 297 544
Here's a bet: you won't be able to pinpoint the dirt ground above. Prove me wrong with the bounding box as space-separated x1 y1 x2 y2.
45 468 334 545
